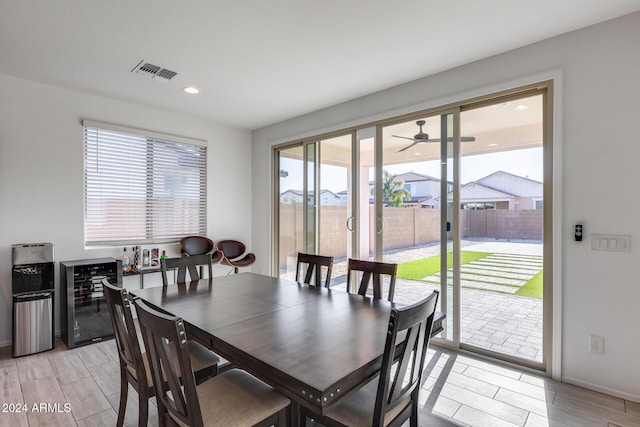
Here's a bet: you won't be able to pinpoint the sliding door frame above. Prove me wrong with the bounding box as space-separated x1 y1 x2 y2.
272 130 358 276
272 80 554 376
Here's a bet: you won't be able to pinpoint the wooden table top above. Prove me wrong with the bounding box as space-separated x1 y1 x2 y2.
131 272 414 413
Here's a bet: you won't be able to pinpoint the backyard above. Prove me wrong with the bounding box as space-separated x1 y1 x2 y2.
397 250 543 299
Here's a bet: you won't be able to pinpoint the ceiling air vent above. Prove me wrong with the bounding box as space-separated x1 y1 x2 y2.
131 60 178 83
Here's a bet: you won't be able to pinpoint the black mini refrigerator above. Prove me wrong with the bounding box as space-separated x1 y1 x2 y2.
12 243 55 357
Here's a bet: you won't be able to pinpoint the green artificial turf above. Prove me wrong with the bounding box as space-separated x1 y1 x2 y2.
396 251 491 280
516 270 543 299
397 250 544 300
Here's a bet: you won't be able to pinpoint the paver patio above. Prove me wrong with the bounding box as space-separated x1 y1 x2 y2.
326 239 545 363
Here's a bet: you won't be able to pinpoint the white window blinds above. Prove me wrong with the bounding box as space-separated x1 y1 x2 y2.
84 121 206 246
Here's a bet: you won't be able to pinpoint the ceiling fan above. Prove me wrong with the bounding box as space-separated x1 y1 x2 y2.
393 120 476 152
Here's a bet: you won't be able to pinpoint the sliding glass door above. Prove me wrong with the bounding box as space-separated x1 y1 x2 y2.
275 133 355 285
274 83 552 371
375 90 549 369
457 93 546 366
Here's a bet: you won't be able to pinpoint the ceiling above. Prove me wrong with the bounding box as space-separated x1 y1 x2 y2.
1 1 639 130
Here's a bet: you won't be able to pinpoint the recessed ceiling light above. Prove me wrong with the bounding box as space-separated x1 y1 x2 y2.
183 87 199 94
488 143 498 147
514 105 529 112
414 152 422 156
493 102 510 108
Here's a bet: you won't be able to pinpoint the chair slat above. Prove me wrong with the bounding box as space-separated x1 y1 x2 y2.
161 253 212 285
347 259 397 301
295 253 334 288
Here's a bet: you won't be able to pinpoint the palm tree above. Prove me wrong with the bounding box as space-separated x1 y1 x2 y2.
378 170 411 207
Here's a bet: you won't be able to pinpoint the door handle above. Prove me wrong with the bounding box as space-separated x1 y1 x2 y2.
377 217 383 234
346 216 354 232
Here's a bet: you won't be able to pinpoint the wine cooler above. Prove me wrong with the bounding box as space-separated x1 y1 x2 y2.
60 258 122 348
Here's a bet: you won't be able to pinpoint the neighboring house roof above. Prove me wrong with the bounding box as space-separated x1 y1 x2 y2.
281 189 303 197
477 170 542 185
395 172 441 183
408 195 434 203
457 182 518 200
474 170 543 198
280 189 341 198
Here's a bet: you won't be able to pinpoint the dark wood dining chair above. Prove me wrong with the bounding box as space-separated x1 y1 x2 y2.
295 252 334 288
179 235 223 263
133 298 291 427
216 239 256 273
102 279 220 427
160 253 212 285
301 290 439 427
347 259 398 301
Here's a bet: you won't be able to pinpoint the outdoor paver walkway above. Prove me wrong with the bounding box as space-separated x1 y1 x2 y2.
421 253 543 294
391 241 544 363
326 239 545 363
284 239 544 363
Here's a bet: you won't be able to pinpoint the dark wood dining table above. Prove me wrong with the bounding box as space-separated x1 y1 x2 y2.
130 272 443 420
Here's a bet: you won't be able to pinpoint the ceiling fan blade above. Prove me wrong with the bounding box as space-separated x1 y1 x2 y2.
391 135 416 141
397 141 420 152
426 136 477 142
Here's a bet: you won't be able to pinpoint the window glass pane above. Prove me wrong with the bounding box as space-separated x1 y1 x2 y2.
84 125 206 245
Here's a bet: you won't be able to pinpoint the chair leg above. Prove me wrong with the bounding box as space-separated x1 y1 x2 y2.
116 372 128 427
234 267 239 274
278 405 291 427
138 390 149 427
410 402 418 427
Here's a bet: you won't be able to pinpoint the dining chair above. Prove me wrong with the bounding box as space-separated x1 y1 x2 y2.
102 279 220 427
216 239 256 273
347 259 398 301
161 253 212 285
295 252 334 288
180 235 223 263
133 298 291 427
301 290 439 427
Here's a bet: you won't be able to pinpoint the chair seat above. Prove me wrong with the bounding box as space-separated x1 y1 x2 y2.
128 340 220 385
180 236 214 256
320 377 411 427
189 369 289 427
210 249 223 264
221 253 256 268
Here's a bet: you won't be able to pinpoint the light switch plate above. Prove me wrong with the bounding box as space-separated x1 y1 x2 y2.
589 335 604 354
590 234 630 252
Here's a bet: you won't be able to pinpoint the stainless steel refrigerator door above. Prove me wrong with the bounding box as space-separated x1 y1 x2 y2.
13 293 53 357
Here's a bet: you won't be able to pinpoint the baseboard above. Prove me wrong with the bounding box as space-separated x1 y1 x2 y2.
562 376 640 403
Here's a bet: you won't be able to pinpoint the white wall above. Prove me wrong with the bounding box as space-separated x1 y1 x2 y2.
252 13 640 400
0 74 253 344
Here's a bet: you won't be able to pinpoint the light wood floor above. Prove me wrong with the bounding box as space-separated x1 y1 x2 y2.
0 339 638 427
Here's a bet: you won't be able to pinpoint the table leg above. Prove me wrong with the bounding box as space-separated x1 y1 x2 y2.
290 401 301 427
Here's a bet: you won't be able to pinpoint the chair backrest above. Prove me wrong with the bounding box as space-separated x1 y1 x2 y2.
133 298 204 427
215 240 246 260
161 253 212 286
373 290 439 426
295 252 334 288
347 259 398 301
180 236 214 256
102 279 147 389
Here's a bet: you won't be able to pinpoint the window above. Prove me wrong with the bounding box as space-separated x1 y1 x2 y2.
404 183 416 195
84 121 206 246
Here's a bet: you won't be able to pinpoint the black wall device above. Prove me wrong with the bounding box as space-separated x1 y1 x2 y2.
575 224 583 241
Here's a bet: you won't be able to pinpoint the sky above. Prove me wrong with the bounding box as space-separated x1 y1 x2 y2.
280 147 543 194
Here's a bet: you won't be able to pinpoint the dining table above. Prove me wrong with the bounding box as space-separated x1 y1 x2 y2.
130 272 443 422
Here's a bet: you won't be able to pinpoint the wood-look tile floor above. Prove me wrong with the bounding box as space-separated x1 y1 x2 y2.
0 339 638 427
